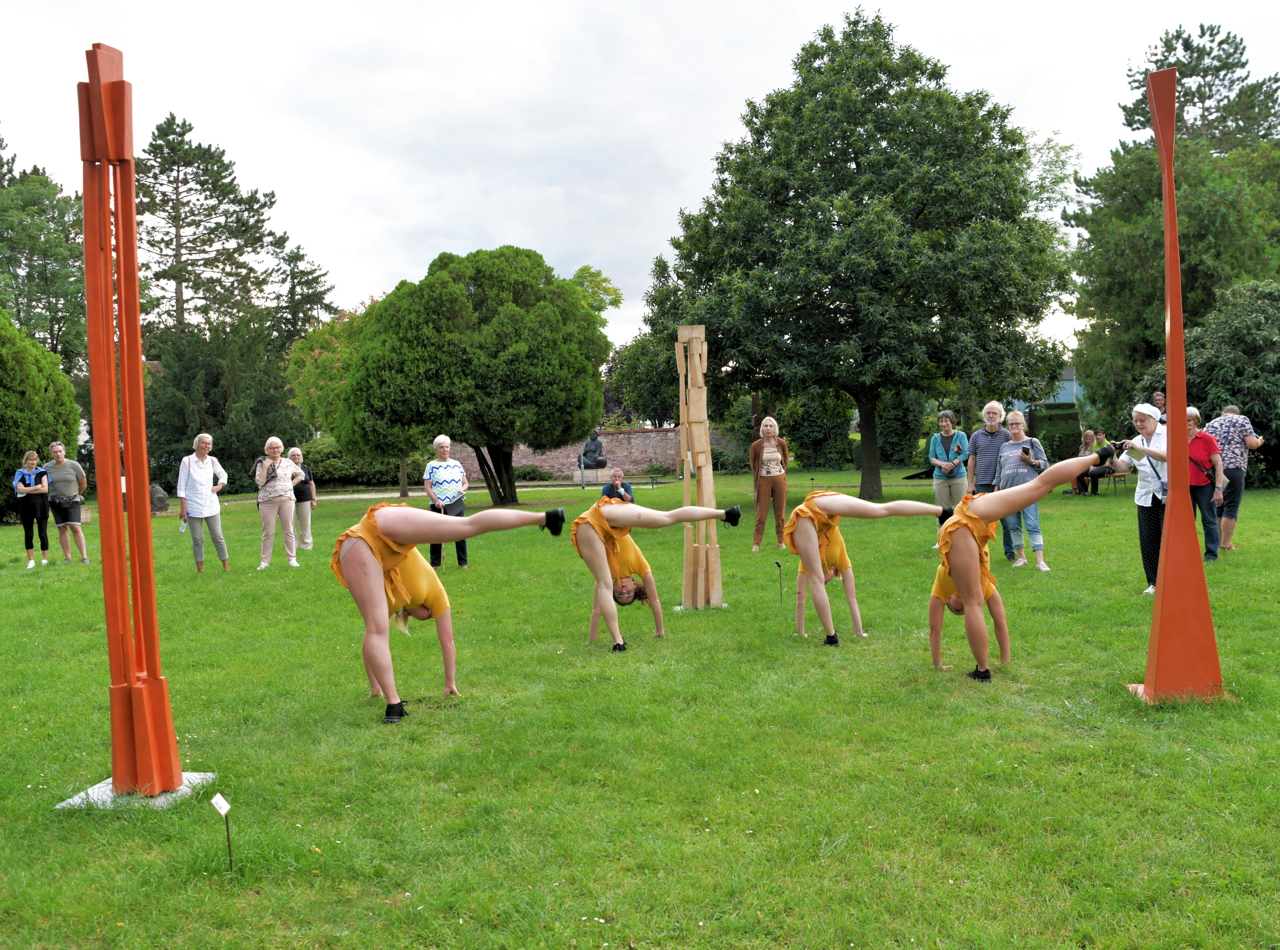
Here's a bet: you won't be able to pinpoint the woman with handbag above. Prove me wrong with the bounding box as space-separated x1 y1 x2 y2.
1110 404 1168 594
13 451 50 568
1185 407 1225 563
44 441 89 564
992 410 1051 571
253 437 305 570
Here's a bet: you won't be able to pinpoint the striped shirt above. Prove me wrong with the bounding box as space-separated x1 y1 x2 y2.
424 459 467 505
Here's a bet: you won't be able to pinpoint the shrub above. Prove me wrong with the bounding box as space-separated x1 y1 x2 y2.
512 464 556 482
644 462 674 477
301 435 428 489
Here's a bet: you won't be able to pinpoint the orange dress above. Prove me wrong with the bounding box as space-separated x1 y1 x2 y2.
330 503 449 616
783 490 844 564
571 497 650 580
797 522 851 577
935 495 998 600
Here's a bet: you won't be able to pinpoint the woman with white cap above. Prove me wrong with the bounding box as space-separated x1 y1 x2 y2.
1109 404 1167 594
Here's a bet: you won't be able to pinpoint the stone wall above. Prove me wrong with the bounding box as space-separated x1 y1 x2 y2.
455 428 682 480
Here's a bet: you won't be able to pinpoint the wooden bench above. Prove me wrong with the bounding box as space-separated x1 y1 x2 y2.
1098 471 1129 495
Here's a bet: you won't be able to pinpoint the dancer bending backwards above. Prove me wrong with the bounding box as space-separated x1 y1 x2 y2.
332 501 566 723
571 496 741 652
794 519 861 638
935 444 1116 681
784 490 943 645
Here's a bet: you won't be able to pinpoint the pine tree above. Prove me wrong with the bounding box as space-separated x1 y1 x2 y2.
268 244 338 347
136 114 282 326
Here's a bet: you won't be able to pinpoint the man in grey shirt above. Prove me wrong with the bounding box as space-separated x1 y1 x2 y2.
966 401 1016 561
44 441 89 564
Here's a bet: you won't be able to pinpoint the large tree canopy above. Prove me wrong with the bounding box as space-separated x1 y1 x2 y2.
337 246 611 505
0 309 79 523
1136 281 1280 484
645 13 1070 497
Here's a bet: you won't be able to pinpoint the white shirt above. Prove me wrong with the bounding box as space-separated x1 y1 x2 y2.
176 454 228 518
1131 430 1167 508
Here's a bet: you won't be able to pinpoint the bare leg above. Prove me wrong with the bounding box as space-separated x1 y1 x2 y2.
70 525 87 559
967 453 1104 524
435 610 461 696
812 495 941 520
640 572 664 638
1219 517 1237 549
603 504 725 529
794 572 808 636
986 590 1011 663
837 567 865 636
339 537 400 704
376 505 548 545
946 526 990 671
57 525 71 560
576 528 624 646
928 596 950 670
791 518 836 638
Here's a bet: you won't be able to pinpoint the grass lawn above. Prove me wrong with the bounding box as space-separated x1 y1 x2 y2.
2 473 1279 949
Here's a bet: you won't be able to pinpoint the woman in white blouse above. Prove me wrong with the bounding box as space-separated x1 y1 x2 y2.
254 436 305 570
1109 404 1167 594
177 433 230 573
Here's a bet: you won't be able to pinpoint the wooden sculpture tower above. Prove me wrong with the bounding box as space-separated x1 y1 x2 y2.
676 326 723 608
79 44 184 793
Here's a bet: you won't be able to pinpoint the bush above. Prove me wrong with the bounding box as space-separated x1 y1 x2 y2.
1028 402 1082 462
644 461 674 477
301 435 428 489
710 445 748 475
779 391 852 470
878 390 930 467
512 464 556 482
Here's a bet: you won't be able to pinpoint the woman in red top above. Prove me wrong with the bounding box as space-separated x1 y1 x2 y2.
1186 407 1225 562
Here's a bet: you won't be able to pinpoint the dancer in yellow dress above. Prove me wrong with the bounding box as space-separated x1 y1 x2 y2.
332 501 565 722
935 443 1117 680
928 503 1008 673
794 521 861 638
784 490 942 645
571 497 740 651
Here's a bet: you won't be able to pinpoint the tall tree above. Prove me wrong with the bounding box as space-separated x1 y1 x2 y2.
136 114 282 327
1119 24 1280 154
0 167 85 375
339 246 611 506
605 328 678 428
0 126 15 186
646 13 1070 498
269 243 338 345
286 305 367 434
0 308 79 523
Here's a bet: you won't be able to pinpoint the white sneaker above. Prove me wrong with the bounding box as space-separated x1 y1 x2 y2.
288 558 300 568
41 559 48 566
257 561 270 570
1142 584 1155 595
26 559 35 569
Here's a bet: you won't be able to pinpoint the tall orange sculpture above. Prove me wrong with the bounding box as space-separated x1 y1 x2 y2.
79 44 184 792
1128 68 1225 703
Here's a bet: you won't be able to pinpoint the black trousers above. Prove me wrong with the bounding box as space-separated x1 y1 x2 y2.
430 498 467 567
1217 467 1245 521
20 497 50 552
1136 498 1165 586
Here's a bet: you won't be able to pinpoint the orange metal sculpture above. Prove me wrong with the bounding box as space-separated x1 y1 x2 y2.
1128 68 1225 703
79 44 184 792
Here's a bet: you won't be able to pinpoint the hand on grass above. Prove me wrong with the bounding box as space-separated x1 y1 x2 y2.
444 685 461 697
934 663 953 671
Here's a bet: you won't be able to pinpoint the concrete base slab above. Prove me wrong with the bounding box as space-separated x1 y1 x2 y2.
56 772 217 810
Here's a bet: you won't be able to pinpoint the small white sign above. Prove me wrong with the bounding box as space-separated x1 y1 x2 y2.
210 793 230 816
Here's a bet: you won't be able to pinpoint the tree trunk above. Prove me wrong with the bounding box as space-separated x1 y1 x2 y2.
398 458 409 498
855 388 883 500
472 445 519 506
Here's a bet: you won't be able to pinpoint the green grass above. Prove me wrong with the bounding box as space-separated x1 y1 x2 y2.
2 474 1280 949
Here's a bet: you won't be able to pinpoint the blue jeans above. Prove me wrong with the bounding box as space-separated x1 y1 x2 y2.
1002 502 1043 553
1189 483 1220 560
976 483 1016 559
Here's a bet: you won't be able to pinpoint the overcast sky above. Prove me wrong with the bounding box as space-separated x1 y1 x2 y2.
3 1 1276 350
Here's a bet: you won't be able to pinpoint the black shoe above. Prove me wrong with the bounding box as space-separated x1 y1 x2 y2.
937 506 954 527
1094 442 1117 464
611 641 627 652
723 505 741 527
966 666 992 682
824 634 839 646
542 507 566 536
383 701 408 724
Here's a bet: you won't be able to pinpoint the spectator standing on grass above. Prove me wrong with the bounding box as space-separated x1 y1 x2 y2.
424 435 469 570
1185 407 1225 564
176 433 229 573
1110 404 1167 594
748 416 789 553
44 441 89 564
14 451 50 568
253 437 303 570
966 401 1015 562
927 410 968 509
1203 405 1263 551
993 410 1050 571
602 468 633 502
289 447 317 551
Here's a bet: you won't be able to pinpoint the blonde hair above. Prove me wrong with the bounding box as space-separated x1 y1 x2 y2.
23 450 39 465
1187 406 1202 425
760 416 779 436
392 608 411 633
1006 410 1026 425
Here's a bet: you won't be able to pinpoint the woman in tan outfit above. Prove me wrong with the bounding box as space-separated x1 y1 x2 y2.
749 416 789 552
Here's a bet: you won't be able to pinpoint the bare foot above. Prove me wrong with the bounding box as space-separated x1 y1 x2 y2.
935 664 953 671
368 690 385 699
794 632 808 637
752 544 760 553
777 543 786 550
653 632 664 639
855 630 868 637
1222 542 1238 550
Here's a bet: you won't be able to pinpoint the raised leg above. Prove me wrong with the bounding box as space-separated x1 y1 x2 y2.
576 527 624 646
602 504 725 529
339 538 400 704
967 453 1105 524
376 505 548 545
811 494 941 520
791 518 835 638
